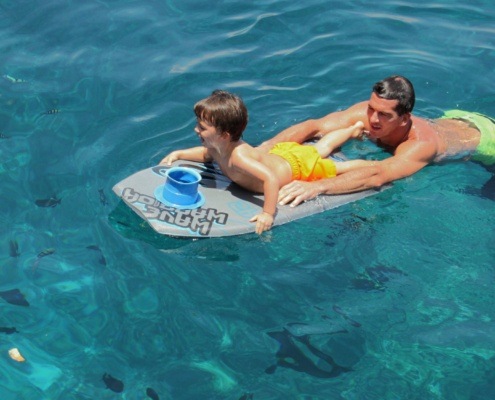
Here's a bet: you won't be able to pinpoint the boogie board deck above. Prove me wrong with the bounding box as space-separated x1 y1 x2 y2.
112 154 388 237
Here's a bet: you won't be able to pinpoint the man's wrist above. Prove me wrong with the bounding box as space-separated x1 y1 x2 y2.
315 181 327 196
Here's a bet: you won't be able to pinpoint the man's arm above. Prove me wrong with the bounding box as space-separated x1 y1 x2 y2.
258 101 368 151
278 141 435 206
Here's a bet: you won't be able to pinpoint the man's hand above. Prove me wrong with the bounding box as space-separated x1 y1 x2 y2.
278 181 321 207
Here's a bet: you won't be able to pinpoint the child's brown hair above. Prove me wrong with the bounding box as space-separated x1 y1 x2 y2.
194 90 248 141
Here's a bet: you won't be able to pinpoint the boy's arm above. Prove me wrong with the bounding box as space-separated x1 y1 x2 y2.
159 146 212 165
258 101 368 151
251 168 279 234
231 152 279 234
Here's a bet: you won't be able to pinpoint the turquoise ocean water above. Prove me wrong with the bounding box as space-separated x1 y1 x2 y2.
1 1 494 399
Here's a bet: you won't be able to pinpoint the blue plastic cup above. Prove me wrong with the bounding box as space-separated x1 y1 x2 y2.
154 167 205 209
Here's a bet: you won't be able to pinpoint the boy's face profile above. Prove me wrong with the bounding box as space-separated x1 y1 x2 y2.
194 118 228 148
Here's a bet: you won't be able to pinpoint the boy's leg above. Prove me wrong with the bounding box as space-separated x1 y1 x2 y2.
313 121 364 158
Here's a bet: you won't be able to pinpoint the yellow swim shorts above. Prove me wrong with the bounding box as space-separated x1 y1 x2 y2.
269 142 337 181
442 110 495 166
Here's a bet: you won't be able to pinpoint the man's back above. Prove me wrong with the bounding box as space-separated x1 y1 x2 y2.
427 117 481 162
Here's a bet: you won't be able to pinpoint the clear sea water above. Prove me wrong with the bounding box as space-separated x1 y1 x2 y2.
1 1 494 399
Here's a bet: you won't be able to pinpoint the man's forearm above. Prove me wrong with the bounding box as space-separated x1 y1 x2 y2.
278 164 387 207
317 165 385 195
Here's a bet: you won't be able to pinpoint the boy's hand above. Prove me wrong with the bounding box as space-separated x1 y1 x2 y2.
249 212 274 234
160 151 180 165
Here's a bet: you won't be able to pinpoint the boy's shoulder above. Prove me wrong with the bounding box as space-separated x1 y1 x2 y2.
229 141 261 163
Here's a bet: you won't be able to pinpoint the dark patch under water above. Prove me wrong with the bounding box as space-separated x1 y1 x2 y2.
0 289 30 307
265 328 352 378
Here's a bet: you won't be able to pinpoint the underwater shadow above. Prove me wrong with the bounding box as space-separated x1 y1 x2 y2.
108 201 240 261
265 328 352 379
108 200 197 251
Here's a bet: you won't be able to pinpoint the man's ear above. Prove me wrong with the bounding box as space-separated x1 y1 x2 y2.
400 113 411 126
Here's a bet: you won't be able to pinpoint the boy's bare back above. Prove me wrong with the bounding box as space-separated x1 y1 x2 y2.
212 142 294 193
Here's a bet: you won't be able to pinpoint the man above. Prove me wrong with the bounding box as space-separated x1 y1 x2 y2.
259 75 494 206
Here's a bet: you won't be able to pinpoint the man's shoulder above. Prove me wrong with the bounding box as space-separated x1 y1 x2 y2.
409 116 438 140
343 100 369 113
319 100 368 127
396 131 439 162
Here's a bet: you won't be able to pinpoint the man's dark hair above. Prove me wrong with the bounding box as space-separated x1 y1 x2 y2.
372 75 415 116
194 90 248 141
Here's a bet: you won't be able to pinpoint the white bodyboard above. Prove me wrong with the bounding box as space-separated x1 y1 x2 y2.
112 154 388 237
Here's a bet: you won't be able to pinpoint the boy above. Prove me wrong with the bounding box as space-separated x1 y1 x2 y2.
160 90 366 234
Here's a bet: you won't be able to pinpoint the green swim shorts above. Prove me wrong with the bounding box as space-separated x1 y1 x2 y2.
441 110 495 166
